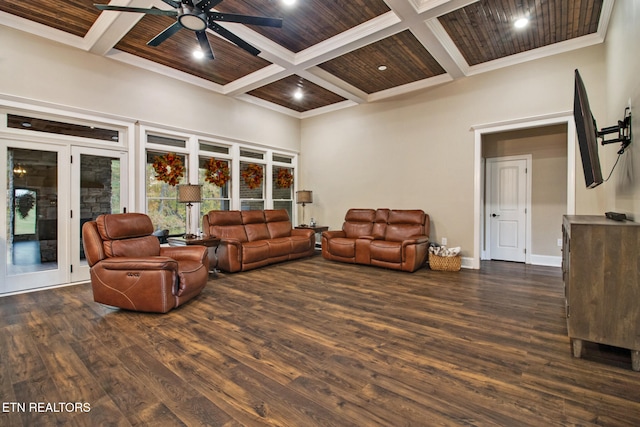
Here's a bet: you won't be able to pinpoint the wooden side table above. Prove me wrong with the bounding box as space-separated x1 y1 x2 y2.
167 236 221 273
295 226 328 250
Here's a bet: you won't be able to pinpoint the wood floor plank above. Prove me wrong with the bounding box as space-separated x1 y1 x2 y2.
1 257 640 425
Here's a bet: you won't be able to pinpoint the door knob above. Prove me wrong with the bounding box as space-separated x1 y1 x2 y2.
491 213 500 217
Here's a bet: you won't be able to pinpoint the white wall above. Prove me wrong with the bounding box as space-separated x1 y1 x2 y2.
300 45 608 261
604 0 640 220
0 26 300 152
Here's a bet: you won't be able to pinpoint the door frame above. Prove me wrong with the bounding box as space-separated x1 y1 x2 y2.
484 155 532 263
472 112 576 269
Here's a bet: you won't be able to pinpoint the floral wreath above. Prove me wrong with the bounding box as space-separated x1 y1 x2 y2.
152 152 184 186
204 158 230 187
241 163 264 189
276 168 293 188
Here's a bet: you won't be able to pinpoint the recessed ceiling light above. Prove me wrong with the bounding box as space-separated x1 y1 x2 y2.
21 122 32 128
378 65 387 71
282 0 297 5
293 89 303 100
514 17 529 29
193 49 205 59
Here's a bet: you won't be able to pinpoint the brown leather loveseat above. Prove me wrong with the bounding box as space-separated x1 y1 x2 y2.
202 209 315 273
82 213 209 313
322 208 430 272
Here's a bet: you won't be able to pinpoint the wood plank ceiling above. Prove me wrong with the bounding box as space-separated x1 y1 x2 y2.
0 0 610 118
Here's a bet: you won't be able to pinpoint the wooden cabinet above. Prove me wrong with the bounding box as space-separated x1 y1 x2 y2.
562 215 640 370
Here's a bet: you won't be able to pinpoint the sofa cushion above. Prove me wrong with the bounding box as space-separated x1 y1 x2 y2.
290 235 312 254
385 210 425 241
97 213 154 240
343 208 375 238
242 240 270 264
103 236 160 258
326 237 357 258
370 240 402 263
265 209 292 238
267 237 291 258
242 211 270 241
207 211 248 242
373 208 390 238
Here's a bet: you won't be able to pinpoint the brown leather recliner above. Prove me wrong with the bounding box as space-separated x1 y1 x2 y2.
82 213 209 313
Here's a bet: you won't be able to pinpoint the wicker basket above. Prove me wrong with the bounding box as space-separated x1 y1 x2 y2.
428 253 461 271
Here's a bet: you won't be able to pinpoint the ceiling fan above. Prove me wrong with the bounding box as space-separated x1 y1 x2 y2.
94 0 283 58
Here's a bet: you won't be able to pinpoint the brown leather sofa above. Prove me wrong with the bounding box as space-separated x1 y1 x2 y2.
322 208 430 272
202 209 315 273
82 213 209 313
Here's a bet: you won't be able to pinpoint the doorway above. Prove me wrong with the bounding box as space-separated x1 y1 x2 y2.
472 113 575 269
1 143 128 293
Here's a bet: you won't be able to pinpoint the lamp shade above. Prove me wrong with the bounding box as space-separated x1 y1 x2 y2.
178 184 202 203
296 190 313 204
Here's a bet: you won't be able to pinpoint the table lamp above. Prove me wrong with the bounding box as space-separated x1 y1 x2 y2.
178 184 202 239
296 190 313 227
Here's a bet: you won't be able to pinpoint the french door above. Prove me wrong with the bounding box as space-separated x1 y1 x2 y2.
1 142 127 293
70 147 128 283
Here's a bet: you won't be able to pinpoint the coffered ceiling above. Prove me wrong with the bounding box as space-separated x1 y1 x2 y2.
0 0 613 118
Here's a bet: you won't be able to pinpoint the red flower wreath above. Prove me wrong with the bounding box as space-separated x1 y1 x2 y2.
152 152 184 186
204 158 230 187
276 168 293 188
241 163 264 189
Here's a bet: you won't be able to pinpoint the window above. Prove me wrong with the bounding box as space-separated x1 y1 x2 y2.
8 114 120 142
199 156 231 214
239 160 264 211
273 166 293 219
14 189 37 237
145 150 187 234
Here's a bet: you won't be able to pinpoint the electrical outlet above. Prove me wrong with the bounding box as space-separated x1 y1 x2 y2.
557 238 562 247
441 237 448 246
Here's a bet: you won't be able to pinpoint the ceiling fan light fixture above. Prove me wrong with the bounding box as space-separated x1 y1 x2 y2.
193 49 205 59
514 17 529 29
282 0 297 6
179 5 207 31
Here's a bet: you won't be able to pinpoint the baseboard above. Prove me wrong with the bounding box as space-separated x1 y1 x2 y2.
529 254 562 267
461 256 474 269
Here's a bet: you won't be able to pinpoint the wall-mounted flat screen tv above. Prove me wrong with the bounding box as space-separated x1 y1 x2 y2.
573 69 603 188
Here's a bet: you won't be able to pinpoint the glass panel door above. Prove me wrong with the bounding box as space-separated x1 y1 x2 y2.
70 147 128 283
2 143 69 293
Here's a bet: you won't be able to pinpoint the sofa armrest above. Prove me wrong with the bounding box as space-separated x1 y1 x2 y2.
160 245 208 263
291 228 314 238
98 256 178 271
322 230 346 239
401 235 430 246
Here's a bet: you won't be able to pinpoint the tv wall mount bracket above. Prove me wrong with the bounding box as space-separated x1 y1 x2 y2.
598 107 632 154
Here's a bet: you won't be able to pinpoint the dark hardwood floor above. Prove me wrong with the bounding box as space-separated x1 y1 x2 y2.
1 256 639 426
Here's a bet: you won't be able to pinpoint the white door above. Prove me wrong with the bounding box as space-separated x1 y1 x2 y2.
487 157 528 262
1 142 70 293
70 147 128 283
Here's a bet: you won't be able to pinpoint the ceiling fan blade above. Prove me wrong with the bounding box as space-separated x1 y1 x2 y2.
197 0 224 11
208 22 260 56
94 4 177 16
148 22 183 46
195 31 215 59
209 12 283 28
159 0 181 8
